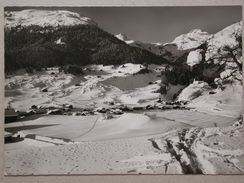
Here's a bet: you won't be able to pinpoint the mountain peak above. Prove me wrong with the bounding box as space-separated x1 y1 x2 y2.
189 29 205 33
4 9 97 28
172 29 212 50
115 33 128 41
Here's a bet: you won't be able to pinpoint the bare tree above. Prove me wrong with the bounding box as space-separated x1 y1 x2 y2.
215 31 242 71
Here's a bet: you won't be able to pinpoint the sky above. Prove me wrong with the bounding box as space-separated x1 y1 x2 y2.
5 6 242 43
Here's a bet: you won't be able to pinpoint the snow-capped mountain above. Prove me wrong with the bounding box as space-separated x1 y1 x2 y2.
115 33 163 55
115 33 128 42
4 9 242 89
185 21 242 71
206 21 242 63
171 29 212 50
159 21 242 66
115 29 212 62
4 9 97 28
153 29 212 63
160 20 242 105
4 9 166 73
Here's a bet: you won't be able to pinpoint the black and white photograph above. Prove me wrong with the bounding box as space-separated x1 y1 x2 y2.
3 6 243 175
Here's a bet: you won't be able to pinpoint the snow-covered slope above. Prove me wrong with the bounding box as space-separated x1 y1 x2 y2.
171 29 212 50
206 21 242 63
177 81 210 101
204 22 242 85
178 81 242 118
186 49 203 67
175 21 242 117
156 30 210 63
5 9 97 28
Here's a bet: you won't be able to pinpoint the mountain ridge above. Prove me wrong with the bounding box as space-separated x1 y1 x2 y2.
4 9 242 84
5 9 97 28
4 9 167 73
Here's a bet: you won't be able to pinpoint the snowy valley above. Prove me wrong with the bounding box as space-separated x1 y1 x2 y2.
4 9 243 175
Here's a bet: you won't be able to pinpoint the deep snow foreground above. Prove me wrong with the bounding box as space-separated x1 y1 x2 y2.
5 113 243 175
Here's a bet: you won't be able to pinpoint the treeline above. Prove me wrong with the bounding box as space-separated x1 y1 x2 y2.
4 24 167 74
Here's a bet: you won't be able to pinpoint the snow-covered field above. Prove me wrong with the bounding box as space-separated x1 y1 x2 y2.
5 64 160 110
5 112 242 175
4 63 243 175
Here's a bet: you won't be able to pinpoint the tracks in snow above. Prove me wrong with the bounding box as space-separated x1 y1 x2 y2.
149 128 204 174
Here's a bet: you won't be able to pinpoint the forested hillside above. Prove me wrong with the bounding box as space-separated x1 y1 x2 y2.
5 25 167 73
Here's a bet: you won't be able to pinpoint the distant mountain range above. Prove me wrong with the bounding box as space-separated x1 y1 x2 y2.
4 9 242 88
116 22 242 63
